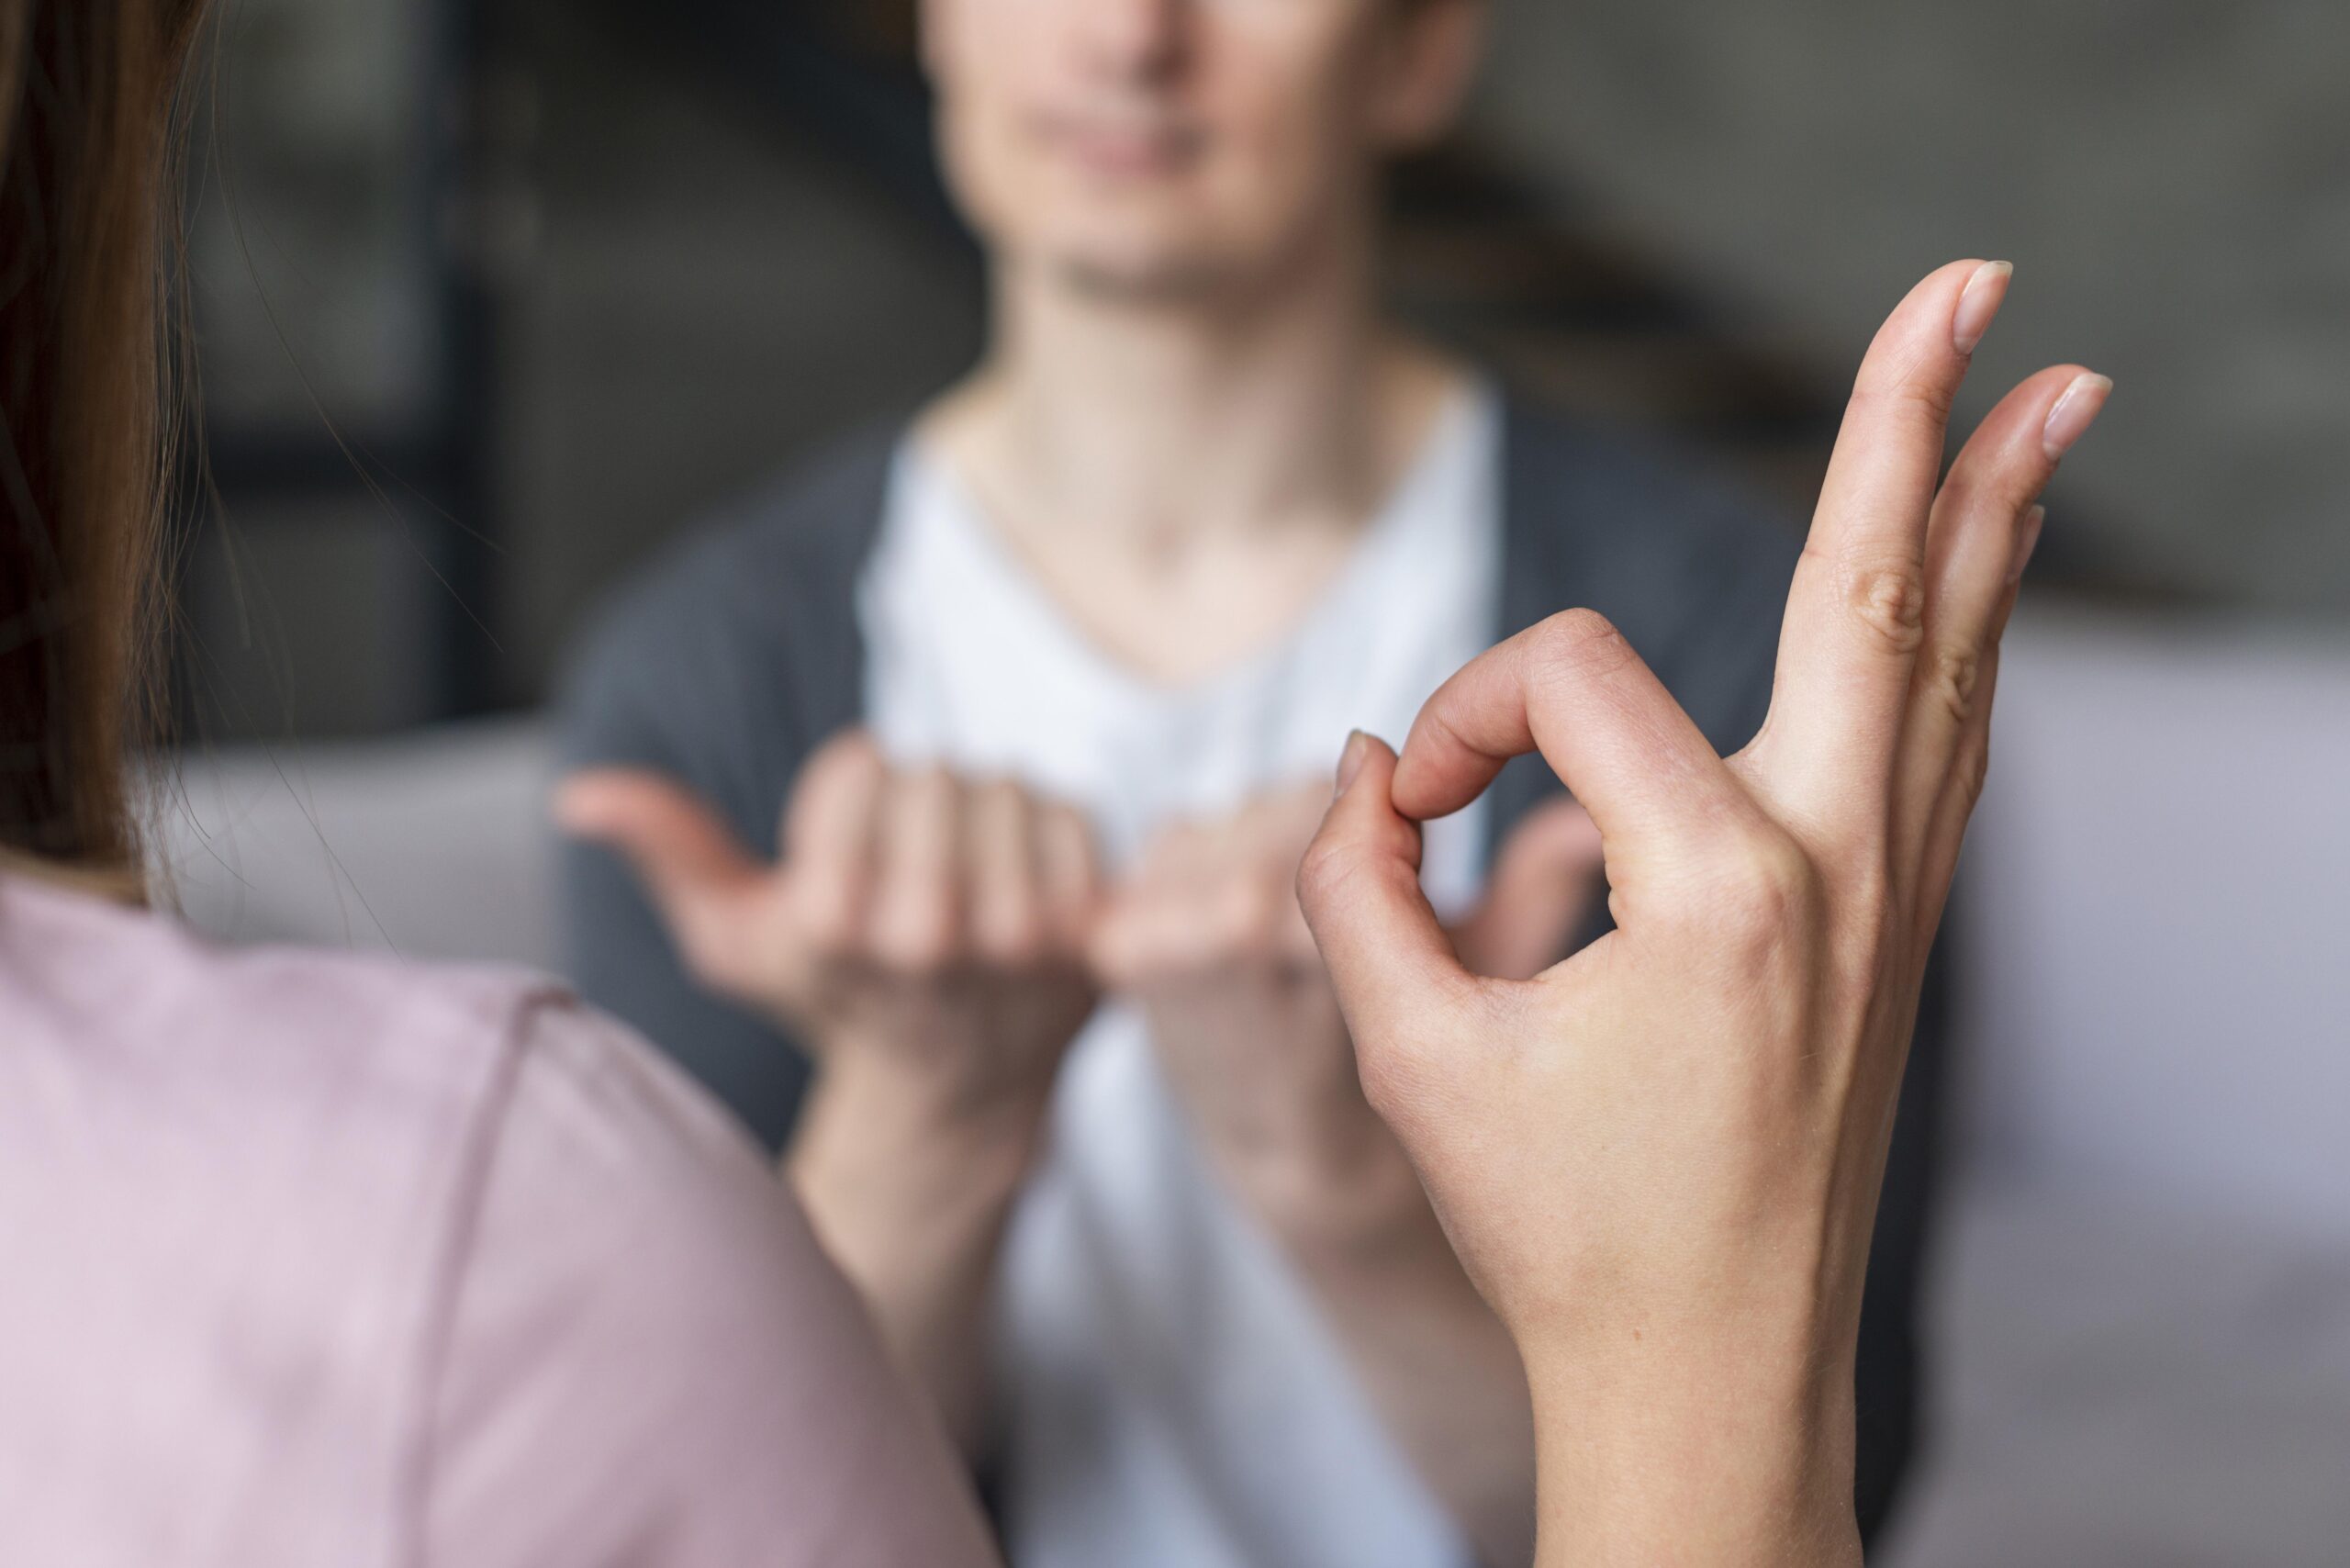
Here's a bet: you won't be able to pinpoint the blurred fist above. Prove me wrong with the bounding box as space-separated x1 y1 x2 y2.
1091 779 1602 1235
557 732 1102 1103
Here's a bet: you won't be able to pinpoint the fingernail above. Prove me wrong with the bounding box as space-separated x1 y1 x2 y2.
1334 730 1371 798
2042 372 2113 461
2009 506 2046 586
1952 260 2014 356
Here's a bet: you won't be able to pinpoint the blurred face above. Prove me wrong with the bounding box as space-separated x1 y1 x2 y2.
923 0 1481 303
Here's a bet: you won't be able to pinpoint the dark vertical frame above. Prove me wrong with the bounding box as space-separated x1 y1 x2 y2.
179 0 524 729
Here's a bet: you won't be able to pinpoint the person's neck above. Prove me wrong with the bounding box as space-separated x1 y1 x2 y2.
934 242 1457 559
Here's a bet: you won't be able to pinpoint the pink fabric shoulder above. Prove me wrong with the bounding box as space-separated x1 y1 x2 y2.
0 874 991 1568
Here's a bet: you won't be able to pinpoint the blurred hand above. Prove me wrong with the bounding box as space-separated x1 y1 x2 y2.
1089 781 1602 1563
1091 781 1602 1236
557 732 1101 1118
559 734 1106 1452
1299 261 2109 1564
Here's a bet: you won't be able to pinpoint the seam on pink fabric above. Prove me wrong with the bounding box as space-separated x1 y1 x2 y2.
384 979 568 1568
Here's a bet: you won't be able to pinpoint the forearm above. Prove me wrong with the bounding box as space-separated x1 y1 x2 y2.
787 1051 1044 1459
1248 1126 1538 1568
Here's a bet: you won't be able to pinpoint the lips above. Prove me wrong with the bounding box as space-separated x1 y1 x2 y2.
1035 114 1205 178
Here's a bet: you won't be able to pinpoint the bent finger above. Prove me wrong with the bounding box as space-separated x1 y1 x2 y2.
1038 801 1103 954
1392 610 1751 893
872 767 966 972
1298 733 1483 1052
968 779 1046 965
782 730 885 952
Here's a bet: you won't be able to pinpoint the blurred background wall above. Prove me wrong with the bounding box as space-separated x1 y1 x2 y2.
1479 1 2350 616
173 0 2348 740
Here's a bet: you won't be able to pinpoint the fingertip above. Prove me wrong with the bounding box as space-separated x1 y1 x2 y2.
1334 728 1396 797
817 726 886 768
550 774 604 834
1952 260 2014 357
1926 256 1998 310
1317 731 1405 854
552 768 651 840
1390 707 1495 825
798 728 890 805
2042 370 2113 462
1871 257 1998 372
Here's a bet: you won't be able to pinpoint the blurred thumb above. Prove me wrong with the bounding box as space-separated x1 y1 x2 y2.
1449 795 1606 981
554 768 778 984
1297 732 1475 1049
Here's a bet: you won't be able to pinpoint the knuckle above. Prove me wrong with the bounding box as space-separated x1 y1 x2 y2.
1924 641 1983 728
898 764 955 816
796 887 862 962
1935 461 2041 525
976 776 1024 819
1830 548 1928 656
1850 364 1956 431
1295 833 1361 916
975 900 1048 969
1528 608 1638 683
1956 732 1993 811
1351 1036 1422 1130
1711 831 1821 944
1351 1015 1472 1142
874 890 960 974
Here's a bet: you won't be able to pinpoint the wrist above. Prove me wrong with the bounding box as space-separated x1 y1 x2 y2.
787 1037 1049 1465
1521 1335 1860 1568
789 1045 1048 1225
813 1027 1056 1154
1217 1088 1431 1255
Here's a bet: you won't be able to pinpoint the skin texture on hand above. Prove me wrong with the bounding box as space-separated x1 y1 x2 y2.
1298 259 2109 1567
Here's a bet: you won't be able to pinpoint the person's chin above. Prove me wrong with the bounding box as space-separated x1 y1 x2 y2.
1040 230 1246 307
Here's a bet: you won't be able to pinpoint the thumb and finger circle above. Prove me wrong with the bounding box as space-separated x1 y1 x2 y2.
1450 795 1606 982
1313 263 2108 1050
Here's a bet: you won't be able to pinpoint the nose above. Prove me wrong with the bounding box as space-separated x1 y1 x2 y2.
1072 0 1188 84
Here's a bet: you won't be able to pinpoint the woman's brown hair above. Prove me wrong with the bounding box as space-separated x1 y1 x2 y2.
1 0 207 882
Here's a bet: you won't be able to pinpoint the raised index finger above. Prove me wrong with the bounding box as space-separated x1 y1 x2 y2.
1755 259 2007 835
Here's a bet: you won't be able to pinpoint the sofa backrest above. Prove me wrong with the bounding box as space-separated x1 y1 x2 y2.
151 608 2350 1239
1953 608 2350 1240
